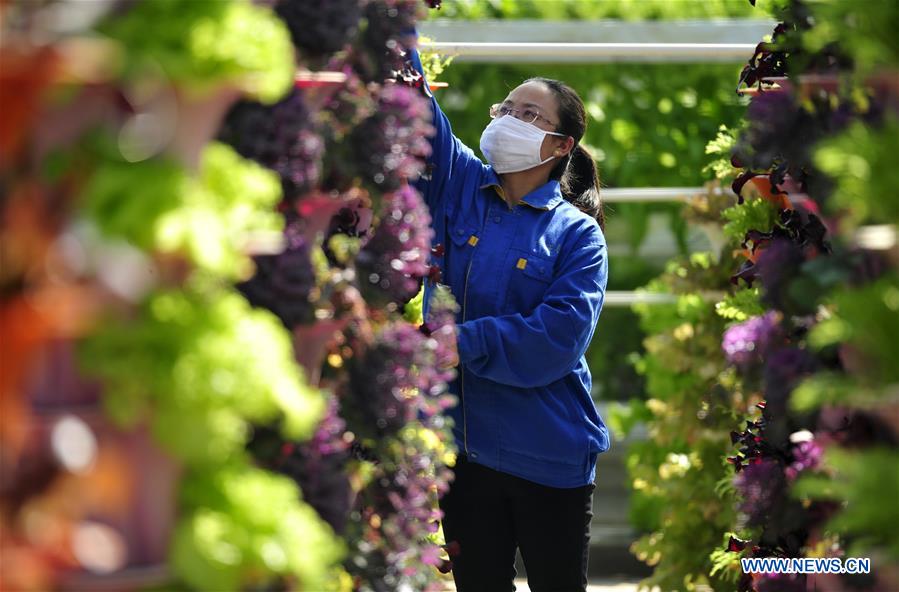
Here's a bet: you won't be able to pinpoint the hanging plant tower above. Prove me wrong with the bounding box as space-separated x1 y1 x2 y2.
718 1 899 591
0 0 457 590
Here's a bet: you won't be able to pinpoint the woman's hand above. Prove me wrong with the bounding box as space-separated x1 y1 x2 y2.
443 336 460 370
432 322 460 370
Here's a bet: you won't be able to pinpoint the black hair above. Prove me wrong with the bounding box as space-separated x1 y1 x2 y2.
525 77 604 229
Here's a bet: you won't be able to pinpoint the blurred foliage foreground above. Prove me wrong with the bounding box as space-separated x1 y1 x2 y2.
1 0 463 591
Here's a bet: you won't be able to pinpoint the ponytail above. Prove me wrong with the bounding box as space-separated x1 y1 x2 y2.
527 76 605 229
559 145 603 229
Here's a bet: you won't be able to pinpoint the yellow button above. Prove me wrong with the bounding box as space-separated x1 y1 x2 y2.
468 235 479 246
516 258 527 269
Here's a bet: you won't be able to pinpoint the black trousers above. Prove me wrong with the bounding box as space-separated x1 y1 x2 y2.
439 453 596 592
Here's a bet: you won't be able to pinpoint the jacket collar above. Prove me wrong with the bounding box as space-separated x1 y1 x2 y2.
480 168 565 211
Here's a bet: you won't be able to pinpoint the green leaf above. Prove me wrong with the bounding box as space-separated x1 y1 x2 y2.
99 0 293 102
721 197 779 244
715 288 764 321
80 286 325 465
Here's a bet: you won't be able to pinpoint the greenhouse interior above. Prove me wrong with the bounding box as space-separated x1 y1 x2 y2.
1 0 897 591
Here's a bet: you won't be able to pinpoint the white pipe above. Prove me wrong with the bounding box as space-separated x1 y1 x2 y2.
601 187 722 203
419 41 756 62
603 290 726 307
604 291 677 306
418 19 777 46
854 224 897 250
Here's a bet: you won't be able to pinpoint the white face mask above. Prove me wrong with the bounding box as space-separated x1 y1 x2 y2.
479 115 567 174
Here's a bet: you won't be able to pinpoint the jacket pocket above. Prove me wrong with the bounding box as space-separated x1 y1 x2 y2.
450 220 479 247
502 247 555 315
445 219 479 295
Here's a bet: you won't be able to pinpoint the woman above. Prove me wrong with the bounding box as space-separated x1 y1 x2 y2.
408 40 611 592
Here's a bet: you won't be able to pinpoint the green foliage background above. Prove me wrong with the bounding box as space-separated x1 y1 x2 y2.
436 62 747 189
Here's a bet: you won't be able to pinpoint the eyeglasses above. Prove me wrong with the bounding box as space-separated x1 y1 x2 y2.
489 103 558 128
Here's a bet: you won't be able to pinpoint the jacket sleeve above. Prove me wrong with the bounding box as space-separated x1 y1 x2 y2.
406 35 484 214
455 235 608 388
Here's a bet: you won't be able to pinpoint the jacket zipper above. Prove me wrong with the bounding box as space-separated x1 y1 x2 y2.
460 200 502 458
460 244 475 457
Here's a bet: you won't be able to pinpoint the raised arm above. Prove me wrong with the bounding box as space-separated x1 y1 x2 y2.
454 230 608 388
406 35 485 213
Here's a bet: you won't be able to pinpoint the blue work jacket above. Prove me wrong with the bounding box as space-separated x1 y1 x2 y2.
409 47 611 488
